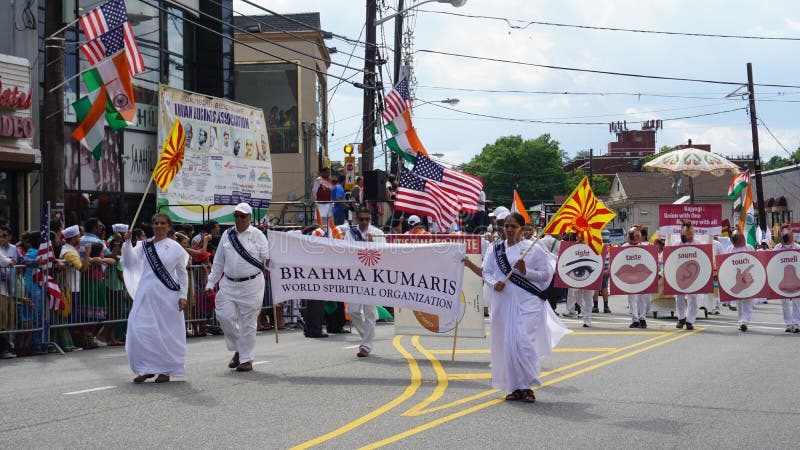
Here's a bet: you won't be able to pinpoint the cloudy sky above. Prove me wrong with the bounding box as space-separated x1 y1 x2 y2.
234 0 800 168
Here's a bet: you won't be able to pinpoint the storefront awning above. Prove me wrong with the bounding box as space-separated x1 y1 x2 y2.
0 146 40 170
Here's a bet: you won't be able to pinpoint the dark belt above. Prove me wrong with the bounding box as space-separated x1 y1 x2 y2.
225 273 262 282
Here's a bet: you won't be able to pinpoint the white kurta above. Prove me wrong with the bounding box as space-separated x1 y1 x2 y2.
123 238 189 377
483 240 571 393
339 224 384 351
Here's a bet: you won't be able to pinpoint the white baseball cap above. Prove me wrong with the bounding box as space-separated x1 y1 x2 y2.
234 202 252 215
407 215 421 225
112 223 129 233
490 206 510 219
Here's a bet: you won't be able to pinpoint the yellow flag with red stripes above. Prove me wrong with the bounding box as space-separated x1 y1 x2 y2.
153 119 186 191
543 176 615 254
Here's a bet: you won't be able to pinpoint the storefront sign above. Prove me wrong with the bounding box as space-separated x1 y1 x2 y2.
124 131 157 193
0 54 35 146
157 85 273 223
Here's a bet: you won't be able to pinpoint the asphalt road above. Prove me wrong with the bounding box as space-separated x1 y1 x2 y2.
2 296 799 449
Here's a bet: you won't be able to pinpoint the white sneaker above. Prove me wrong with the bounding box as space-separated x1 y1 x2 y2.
561 311 577 318
0 352 16 359
93 337 108 347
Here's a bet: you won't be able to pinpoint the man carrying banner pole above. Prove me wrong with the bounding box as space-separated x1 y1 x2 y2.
204 203 269 371
673 220 699 330
338 208 385 357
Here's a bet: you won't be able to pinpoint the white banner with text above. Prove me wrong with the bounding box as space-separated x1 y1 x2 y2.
268 231 467 324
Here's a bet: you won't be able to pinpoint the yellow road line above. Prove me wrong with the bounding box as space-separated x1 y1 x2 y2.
428 347 618 355
359 328 701 450
403 336 450 416
288 336 421 450
571 331 665 335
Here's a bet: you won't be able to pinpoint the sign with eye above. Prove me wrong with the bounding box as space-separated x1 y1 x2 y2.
609 244 659 295
555 241 606 290
662 244 714 295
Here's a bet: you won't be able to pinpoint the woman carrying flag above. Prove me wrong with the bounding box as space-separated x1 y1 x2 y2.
122 214 189 383
481 212 570 403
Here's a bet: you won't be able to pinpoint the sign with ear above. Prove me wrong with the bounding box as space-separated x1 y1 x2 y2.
662 244 714 295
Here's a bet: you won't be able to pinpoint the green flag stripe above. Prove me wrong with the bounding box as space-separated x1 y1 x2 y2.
387 138 415 163
385 122 398 135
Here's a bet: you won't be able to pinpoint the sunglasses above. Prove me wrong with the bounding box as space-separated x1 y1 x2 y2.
234 213 249 218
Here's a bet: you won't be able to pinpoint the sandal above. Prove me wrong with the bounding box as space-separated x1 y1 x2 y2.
521 389 536 403
505 389 523 401
133 374 155 383
154 374 170 383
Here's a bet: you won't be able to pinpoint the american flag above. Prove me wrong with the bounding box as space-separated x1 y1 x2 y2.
394 168 459 231
381 77 412 122
34 205 64 311
79 0 145 75
411 152 484 213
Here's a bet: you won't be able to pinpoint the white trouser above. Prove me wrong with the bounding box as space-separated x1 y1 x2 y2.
215 277 264 364
566 289 578 313
628 294 648 321
574 289 593 324
781 298 800 326
737 299 754 325
347 303 377 352
675 294 698 323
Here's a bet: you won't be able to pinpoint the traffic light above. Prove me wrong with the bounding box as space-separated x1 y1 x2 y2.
344 144 353 155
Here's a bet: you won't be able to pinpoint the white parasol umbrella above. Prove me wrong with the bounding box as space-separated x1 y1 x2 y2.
643 144 741 203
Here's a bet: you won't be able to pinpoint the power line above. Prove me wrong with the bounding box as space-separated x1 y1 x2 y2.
757 116 795 158
421 101 748 125
415 85 800 101
414 49 800 89
418 9 800 42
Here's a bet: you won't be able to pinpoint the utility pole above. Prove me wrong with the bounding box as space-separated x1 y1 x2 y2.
43 3 66 210
588 148 594 190
361 0 377 173
388 0 404 179
746 63 767 234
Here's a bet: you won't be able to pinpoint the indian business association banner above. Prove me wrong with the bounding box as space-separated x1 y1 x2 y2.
268 231 467 325
157 85 273 223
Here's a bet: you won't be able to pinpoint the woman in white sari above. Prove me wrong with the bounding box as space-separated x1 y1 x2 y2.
123 214 189 383
482 213 571 403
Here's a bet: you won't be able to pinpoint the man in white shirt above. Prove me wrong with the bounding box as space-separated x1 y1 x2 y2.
674 221 699 330
338 208 384 357
623 226 650 328
727 229 756 331
205 203 269 371
774 224 800 333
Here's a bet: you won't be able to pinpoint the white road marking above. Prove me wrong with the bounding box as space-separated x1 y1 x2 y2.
343 345 361 349
252 361 271 365
63 386 116 395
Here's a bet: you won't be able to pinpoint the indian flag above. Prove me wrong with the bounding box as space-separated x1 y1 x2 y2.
728 172 749 201
386 127 428 163
511 190 532 224
72 86 108 160
82 50 136 126
740 183 757 247
385 110 413 135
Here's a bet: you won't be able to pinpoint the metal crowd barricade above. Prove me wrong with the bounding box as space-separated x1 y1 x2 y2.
0 264 50 357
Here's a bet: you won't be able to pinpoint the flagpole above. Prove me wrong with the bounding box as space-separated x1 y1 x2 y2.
46 16 80 40
450 319 459 362
129 175 155 229
501 236 543 283
273 303 280 343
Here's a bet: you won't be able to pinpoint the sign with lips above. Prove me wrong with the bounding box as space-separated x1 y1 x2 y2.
716 251 768 302
764 249 800 300
609 244 659 294
663 244 714 295
555 241 606 290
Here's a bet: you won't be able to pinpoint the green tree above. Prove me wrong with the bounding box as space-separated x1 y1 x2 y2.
643 145 675 167
763 155 791 171
460 134 567 208
793 147 800 161
564 168 611 196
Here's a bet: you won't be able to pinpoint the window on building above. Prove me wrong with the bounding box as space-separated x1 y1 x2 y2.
234 62 300 154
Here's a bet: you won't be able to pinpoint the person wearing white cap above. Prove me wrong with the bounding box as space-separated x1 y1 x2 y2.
204 203 268 372
57 225 90 352
404 215 428 235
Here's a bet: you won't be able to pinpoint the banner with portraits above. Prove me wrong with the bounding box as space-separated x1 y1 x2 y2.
609 245 660 295
157 85 273 223
716 250 800 302
554 241 605 291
